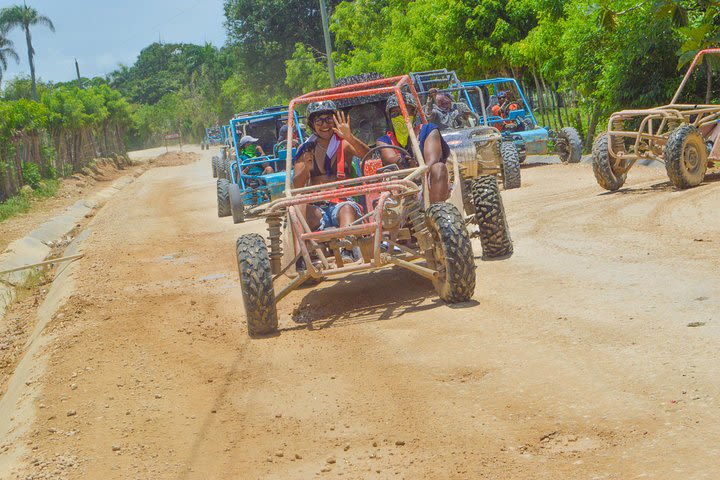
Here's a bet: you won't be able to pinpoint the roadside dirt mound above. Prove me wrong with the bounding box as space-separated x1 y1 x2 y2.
0 158 137 253
149 151 200 167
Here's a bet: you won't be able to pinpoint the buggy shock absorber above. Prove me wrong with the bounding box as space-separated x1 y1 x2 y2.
266 213 283 275
404 197 432 252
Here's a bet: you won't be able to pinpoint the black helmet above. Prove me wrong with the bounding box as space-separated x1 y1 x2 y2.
307 100 338 119
386 92 417 113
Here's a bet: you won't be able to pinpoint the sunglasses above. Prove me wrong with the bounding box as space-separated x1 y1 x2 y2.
313 115 334 126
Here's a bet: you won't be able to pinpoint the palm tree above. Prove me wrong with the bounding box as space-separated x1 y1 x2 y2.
0 3 55 100
0 33 19 86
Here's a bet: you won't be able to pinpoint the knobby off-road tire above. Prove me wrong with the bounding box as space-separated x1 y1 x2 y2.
212 156 219 178
471 175 513 258
228 183 246 224
425 203 476 303
592 133 627 191
217 178 231 217
500 141 521 190
236 234 278 336
664 124 708 189
556 127 583 164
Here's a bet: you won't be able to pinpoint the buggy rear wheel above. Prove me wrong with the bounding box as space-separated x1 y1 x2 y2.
211 156 219 178
664 124 708 189
229 183 246 223
556 127 583 164
425 203 476 303
217 178 231 217
236 234 278 337
470 175 513 258
500 141 521 190
592 133 627 191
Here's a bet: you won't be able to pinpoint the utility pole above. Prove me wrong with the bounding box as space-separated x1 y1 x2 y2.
74 58 82 88
318 0 336 86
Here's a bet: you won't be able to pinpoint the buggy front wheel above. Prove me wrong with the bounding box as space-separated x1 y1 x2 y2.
425 203 476 303
556 127 583 164
228 183 246 223
500 142 521 189
664 124 708 189
236 234 278 336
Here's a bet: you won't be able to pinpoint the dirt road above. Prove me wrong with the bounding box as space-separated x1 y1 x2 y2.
3 149 719 479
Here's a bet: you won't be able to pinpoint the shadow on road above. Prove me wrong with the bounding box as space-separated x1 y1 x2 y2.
281 267 478 332
599 171 720 196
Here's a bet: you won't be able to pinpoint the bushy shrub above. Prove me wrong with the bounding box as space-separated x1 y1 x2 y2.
21 162 41 189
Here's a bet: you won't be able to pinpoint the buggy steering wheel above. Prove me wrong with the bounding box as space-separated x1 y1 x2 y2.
360 145 412 174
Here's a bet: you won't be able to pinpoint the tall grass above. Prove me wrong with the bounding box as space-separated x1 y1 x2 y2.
0 179 60 223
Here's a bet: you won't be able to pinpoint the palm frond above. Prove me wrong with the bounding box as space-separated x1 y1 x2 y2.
33 14 55 32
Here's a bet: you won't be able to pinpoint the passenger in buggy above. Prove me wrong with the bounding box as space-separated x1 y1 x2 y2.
292 100 370 230
239 135 274 176
376 92 451 203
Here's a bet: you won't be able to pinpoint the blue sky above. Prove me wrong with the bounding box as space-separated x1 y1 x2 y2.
1 0 227 83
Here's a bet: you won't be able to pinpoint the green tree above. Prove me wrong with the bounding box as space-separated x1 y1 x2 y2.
285 43 330 94
0 32 19 86
223 0 341 93
0 4 55 100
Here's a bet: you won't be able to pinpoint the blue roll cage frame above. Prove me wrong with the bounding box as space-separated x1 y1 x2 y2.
205 126 226 144
228 109 304 192
461 78 539 127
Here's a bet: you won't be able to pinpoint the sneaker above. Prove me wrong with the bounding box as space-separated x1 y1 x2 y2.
380 241 402 253
341 249 356 264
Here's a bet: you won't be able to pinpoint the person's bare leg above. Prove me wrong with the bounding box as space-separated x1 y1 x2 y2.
263 166 275 174
337 204 359 228
305 205 323 231
428 162 449 203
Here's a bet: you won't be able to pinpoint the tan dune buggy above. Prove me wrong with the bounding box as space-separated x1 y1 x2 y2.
234 76 478 337
593 48 720 191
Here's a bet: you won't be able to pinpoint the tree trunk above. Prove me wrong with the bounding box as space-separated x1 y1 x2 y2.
532 69 548 127
24 25 38 101
706 58 712 104
586 104 601 148
561 91 571 127
572 86 585 140
552 90 564 128
539 71 556 130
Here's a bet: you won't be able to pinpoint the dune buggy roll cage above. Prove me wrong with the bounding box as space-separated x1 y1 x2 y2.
280 75 429 200
255 75 460 302
605 48 720 169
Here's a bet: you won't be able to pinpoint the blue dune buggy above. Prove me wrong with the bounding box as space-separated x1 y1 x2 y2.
216 108 304 223
212 124 235 178
202 125 225 150
461 78 583 164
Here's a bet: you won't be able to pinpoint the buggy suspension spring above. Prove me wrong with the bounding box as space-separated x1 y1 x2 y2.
405 199 424 231
266 213 283 275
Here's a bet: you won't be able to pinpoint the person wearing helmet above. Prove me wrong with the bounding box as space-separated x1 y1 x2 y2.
293 100 370 237
491 91 520 131
238 135 273 175
454 101 480 128
376 92 451 203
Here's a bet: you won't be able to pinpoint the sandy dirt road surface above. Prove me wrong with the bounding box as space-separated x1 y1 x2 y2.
2 147 719 479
